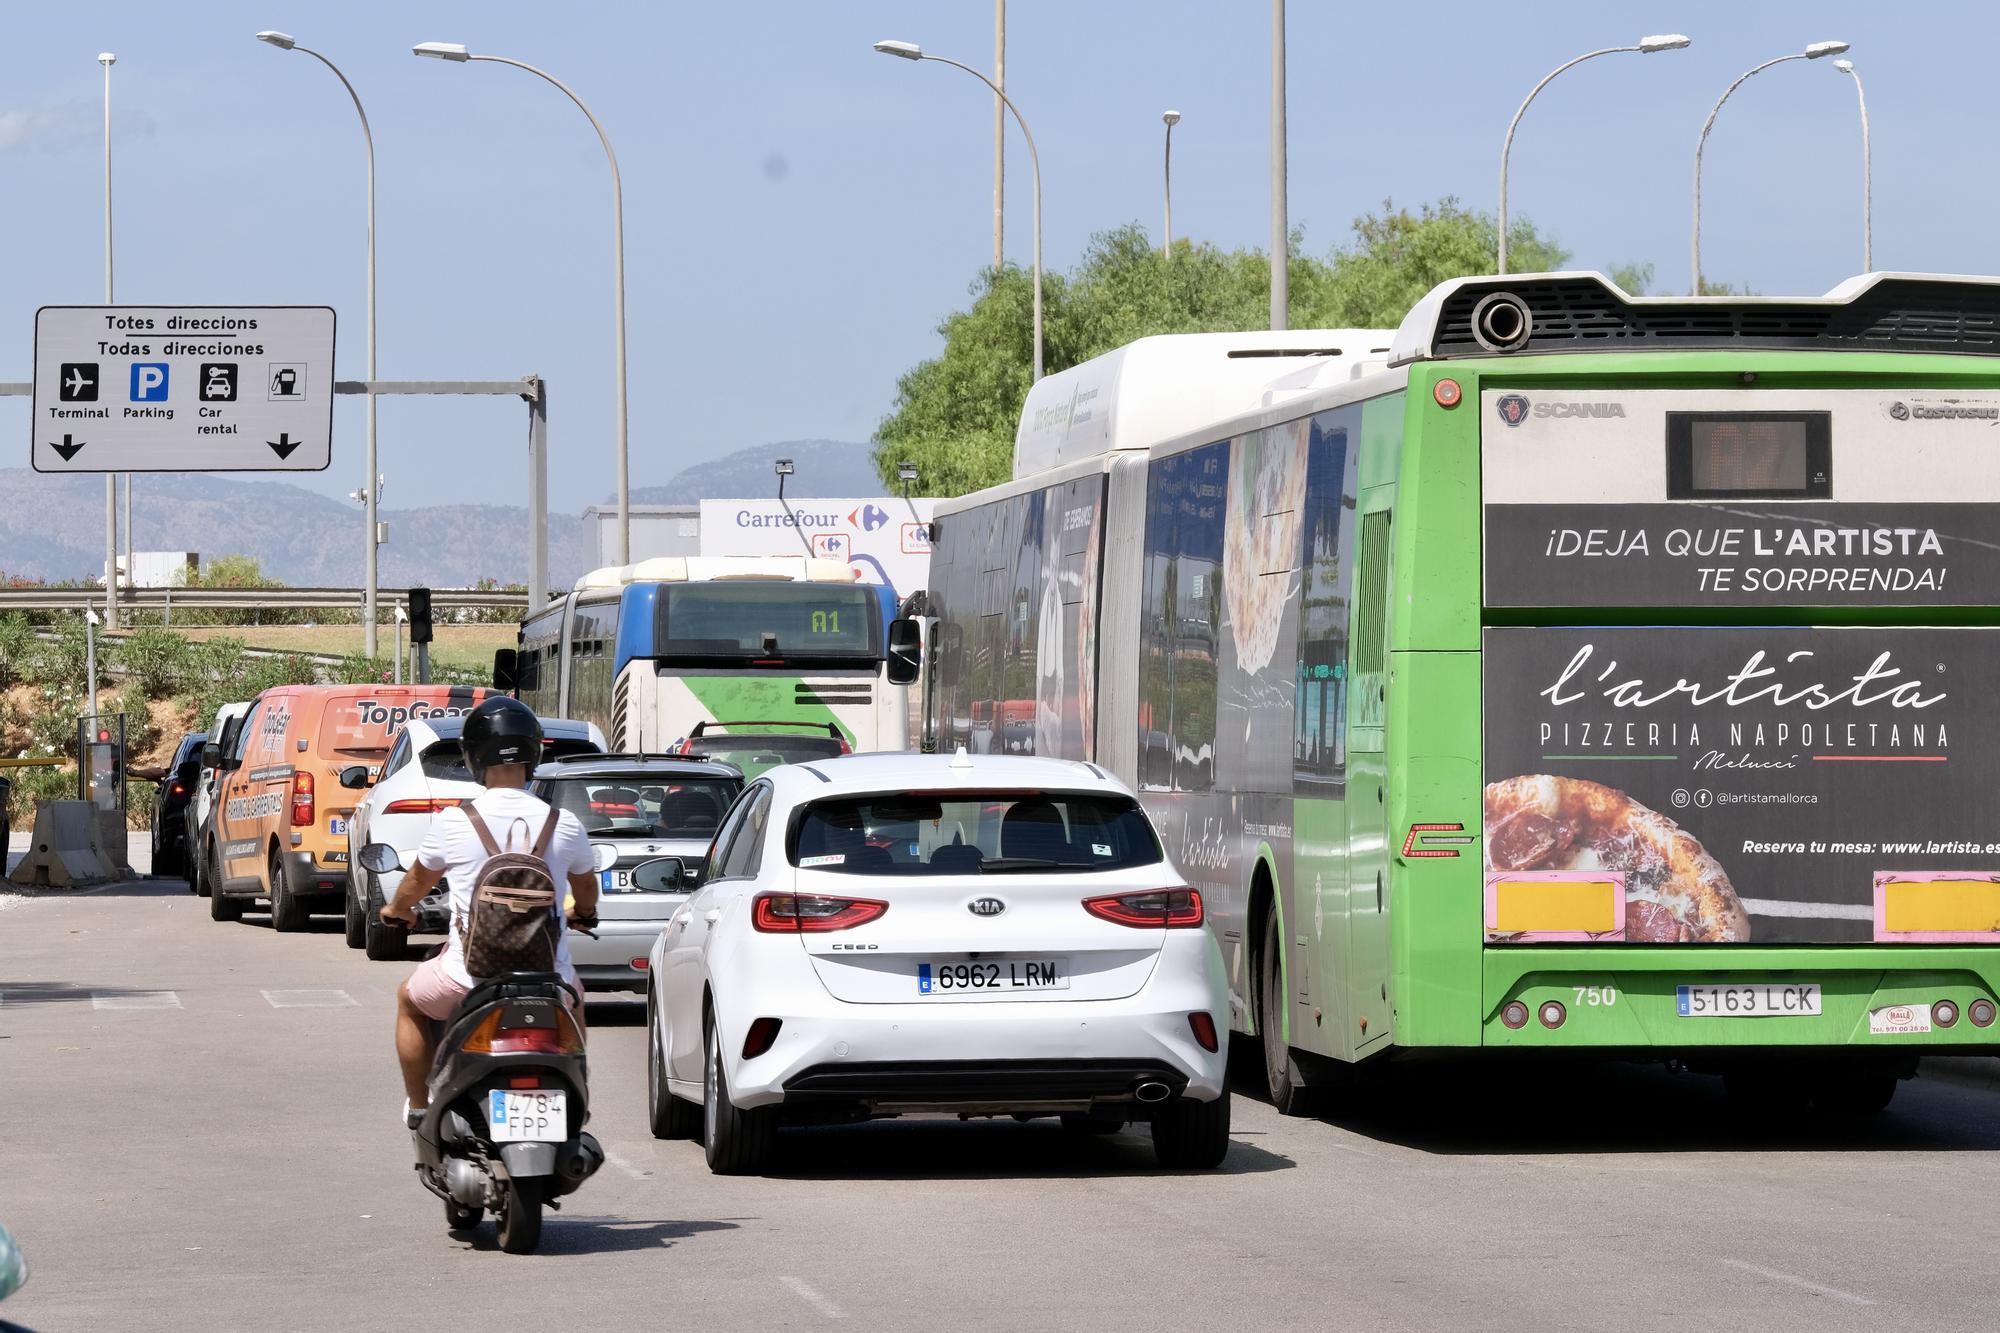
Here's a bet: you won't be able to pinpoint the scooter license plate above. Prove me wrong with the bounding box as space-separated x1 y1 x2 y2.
487 1088 567 1142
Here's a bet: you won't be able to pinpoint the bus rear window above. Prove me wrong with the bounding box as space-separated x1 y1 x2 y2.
790 791 1163 875
657 583 879 659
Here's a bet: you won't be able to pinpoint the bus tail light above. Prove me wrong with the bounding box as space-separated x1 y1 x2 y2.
290 771 314 827
1433 377 1463 408
752 893 888 932
1501 1001 1530 1029
1970 999 1996 1028
1537 1000 1566 1029
1083 889 1204 929
1934 999 1960 1028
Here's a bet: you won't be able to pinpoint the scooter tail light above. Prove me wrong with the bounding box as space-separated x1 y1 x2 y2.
752 893 888 932
461 1006 584 1056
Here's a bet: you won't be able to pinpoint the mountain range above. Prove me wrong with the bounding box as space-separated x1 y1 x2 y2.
0 439 878 588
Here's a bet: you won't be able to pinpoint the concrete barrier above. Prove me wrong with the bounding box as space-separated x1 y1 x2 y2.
7 801 122 888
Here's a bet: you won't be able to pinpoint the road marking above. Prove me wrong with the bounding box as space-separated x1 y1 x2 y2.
780 1276 845 1320
92 990 181 1010
603 1149 651 1180
1721 1258 1873 1306
261 988 357 1008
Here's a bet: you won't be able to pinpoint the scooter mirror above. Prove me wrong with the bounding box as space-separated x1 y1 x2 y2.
357 843 403 874
591 842 619 873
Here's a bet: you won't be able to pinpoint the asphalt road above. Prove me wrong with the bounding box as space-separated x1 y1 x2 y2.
4 873 2000 1332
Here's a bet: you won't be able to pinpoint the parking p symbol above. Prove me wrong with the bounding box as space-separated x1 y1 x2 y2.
130 363 169 402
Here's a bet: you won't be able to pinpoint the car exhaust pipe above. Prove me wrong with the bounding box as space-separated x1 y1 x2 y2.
1470 290 1533 353
1134 1081 1172 1104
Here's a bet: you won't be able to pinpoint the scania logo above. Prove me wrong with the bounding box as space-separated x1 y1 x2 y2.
968 897 1007 918
1495 393 1531 427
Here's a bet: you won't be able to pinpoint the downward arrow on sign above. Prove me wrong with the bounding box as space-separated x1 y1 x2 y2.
267 433 302 460
50 434 85 462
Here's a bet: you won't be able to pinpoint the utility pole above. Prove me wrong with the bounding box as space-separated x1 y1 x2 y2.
993 0 1006 273
100 53 119 629
1269 0 1288 331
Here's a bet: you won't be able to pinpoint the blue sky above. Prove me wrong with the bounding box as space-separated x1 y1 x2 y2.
0 2 1986 513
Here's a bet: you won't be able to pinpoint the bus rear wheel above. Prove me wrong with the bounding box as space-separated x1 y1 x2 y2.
1257 907 1313 1117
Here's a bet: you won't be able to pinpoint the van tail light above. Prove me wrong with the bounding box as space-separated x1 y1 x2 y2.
752 893 888 932
381 798 465 814
1083 888 1204 929
290 771 315 827
742 1017 783 1059
461 1005 584 1056
1188 1012 1219 1052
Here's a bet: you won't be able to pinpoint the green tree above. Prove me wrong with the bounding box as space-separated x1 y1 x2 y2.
874 198 1577 496
192 554 277 589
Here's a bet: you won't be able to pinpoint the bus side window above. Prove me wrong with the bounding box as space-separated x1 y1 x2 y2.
1295 414 1355 792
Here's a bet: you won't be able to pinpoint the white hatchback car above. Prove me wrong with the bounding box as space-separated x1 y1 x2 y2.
646 752 1231 1174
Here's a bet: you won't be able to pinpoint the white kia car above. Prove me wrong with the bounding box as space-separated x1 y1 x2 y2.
343 713 604 959
645 752 1231 1174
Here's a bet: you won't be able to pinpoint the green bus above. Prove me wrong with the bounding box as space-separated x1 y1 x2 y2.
920 273 2000 1114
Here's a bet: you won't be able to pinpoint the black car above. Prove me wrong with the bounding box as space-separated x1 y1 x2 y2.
150 732 207 878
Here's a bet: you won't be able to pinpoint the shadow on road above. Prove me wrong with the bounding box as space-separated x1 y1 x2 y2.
1 877 178 900
454 1217 740 1256
0 981 165 1007
753 1112 1292 1181
1296 1058 2000 1155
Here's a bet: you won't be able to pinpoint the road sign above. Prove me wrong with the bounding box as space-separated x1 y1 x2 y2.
32 306 336 473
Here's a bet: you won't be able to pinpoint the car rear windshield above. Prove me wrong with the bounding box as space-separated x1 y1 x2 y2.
541 775 743 840
423 739 600 782
789 791 1163 875
693 736 844 780
316 690 487 759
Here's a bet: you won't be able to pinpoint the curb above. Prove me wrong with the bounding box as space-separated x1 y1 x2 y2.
1919 1056 2000 1093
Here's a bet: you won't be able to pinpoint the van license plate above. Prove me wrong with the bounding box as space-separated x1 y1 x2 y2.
487 1088 566 1142
917 959 1069 994
327 817 347 836
1676 983 1821 1017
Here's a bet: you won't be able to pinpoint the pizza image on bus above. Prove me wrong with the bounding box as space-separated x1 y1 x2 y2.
1484 774 1751 943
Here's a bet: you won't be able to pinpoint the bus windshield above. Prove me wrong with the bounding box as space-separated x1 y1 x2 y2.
656 583 880 662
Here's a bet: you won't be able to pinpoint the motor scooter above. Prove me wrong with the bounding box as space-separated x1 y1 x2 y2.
360 843 605 1253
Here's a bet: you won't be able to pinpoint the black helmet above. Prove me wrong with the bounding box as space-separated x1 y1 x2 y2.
460 696 543 782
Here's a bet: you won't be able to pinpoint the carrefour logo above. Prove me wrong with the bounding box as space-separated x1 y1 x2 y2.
849 503 889 532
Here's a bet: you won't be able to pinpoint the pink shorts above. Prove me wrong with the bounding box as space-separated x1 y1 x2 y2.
403 952 580 1021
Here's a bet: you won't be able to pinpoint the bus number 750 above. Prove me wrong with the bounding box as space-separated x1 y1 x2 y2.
1573 985 1617 1007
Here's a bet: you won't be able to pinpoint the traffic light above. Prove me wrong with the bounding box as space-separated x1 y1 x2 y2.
407 587 434 644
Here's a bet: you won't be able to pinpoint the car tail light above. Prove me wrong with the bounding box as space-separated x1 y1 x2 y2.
461 1005 584 1056
837 735 852 754
630 956 649 971
382 798 464 814
742 1017 783 1059
1188 1012 1219 1053
1501 1001 1530 1029
752 893 888 932
1934 999 1960 1029
290 771 314 827
1970 999 1996 1028
1538 1000 1566 1029
169 781 186 797
1082 888 1204 929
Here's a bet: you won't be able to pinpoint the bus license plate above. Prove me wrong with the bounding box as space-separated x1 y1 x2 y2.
917 960 1069 994
1677 983 1821 1017
487 1088 567 1142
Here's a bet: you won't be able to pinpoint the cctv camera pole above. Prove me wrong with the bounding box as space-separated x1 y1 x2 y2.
774 460 813 558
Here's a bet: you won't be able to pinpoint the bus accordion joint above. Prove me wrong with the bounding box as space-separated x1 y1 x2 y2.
1401 823 1475 859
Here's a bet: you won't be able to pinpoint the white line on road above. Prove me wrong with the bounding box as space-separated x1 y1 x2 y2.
1721 1258 1873 1306
602 1149 652 1180
91 990 181 1010
780 1276 845 1320
261 989 358 1008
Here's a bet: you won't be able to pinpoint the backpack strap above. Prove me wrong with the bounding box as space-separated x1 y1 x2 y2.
461 804 504 857
532 807 563 857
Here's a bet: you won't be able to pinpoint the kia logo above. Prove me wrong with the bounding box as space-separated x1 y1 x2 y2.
968 897 1007 918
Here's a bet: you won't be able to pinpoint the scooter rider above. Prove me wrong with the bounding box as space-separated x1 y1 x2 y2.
382 695 600 1127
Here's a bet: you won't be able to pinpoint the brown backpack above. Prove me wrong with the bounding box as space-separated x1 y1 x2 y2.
457 805 564 979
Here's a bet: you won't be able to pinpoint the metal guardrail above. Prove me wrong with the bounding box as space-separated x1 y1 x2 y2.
0 586 528 612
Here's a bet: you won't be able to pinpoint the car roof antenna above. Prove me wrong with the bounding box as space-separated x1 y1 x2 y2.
949 745 973 770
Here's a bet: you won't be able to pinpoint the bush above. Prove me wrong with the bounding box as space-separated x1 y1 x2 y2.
5 762 73 828
119 683 158 755
118 628 194 697
0 614 33 688
29 620 93 692
126 778 157 831
27 686 83 758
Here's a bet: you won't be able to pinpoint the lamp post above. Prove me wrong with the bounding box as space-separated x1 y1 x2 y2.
393 604 407 685
1835 59 1872 272
1162 110 1181 257
414 41 630 563
1497 35 1691 274
1692 40 1851 294
258 31 383 657
874 39 1044 381
99 53 117 631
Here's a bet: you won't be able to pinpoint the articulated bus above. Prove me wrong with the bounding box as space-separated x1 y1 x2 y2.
510 556 908 757
921 273 2000 1114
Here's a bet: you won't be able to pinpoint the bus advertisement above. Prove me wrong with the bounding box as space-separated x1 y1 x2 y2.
918 273 2000 1116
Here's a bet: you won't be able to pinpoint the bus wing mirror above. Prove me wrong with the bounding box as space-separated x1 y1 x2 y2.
492 648 519 694
886 618 922 686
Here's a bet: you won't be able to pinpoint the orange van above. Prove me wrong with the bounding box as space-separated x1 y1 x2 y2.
205 683 489 931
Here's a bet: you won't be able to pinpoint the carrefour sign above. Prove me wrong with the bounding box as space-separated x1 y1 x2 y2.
700 496 936 601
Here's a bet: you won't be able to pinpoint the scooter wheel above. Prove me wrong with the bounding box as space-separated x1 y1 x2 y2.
496 1177 544 1254
444 1200 483 1233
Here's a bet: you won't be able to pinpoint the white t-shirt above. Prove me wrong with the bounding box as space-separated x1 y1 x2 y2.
416 786 595 988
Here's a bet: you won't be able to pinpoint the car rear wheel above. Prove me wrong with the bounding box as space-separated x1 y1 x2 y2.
208 846 243 922
343 876 367 950
363 871 408 961
268 851 310 933
1258 908 1312 1116
1151 1093 1232 1169
702 1015 777 1174
648 993 701 1140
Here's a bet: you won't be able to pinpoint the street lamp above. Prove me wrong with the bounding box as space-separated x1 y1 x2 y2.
874 38 1045 381
392 604 408 685
1497 35 1689 274
258 31 384 657
415 40 632 564
1835 59 1872 272
1691 40 1851 294
1162 111 1181 258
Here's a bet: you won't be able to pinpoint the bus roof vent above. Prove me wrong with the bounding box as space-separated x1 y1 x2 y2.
1013 328 1395 478
1391 270 2000 365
